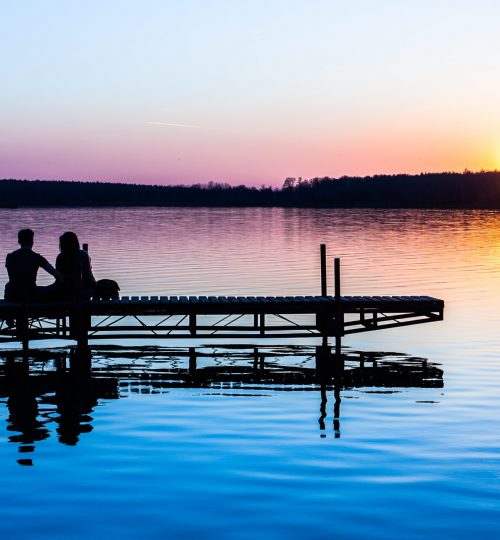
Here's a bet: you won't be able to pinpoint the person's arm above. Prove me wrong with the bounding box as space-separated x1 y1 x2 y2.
40 257 64 282
5 254 11 279
82 252 97 287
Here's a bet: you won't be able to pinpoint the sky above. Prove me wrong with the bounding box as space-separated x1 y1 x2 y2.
1 0 500 186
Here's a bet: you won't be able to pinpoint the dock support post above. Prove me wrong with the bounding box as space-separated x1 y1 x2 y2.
334 257 341 300
74 300 90 363
335 336 343 366
189 347 197 373
320 244 327 296
333 381 341 438
260 313 265 336
319 384 327 434
69 347 92 376
334 258 344 331
334 257 344 371
17 306 29 358
315 344 332 380
189 314 197 335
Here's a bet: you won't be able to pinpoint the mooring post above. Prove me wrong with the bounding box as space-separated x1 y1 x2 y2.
189 347 197 373
18 305 29 358
77 241 90 352
260 313 265 336
320 244 327 296
315 344 332 380
334 257 340 300
333 381 341 438
319 384 327 434
334 257 342 336
335 336 343 369
334 257 344 370
69 347 92 376
189 314 197 335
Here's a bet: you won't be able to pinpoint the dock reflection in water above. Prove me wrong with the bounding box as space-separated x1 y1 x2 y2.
0 346 443 465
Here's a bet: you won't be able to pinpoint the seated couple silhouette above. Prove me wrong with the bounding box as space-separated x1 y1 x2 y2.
4 229 96 303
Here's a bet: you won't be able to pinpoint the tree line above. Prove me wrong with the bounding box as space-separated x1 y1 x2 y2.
0 171 499 208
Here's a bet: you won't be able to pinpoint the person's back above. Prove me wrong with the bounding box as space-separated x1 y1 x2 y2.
56 251 82 296
56 232 96 300
4 229 62 302
5 248 49 301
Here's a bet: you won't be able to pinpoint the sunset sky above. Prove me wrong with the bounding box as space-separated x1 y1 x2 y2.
1 0 499 186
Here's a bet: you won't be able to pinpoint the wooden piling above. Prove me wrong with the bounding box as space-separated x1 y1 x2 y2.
334 257 344 343
189 347 197 373
320 244 327 296
334 257 340 300
189 314 197 335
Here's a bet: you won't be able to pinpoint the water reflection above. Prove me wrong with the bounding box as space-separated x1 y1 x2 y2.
0 346 443 465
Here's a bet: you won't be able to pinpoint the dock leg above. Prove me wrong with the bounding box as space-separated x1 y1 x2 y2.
189 348 197 374
318 384 327 435
315 344 332 381
56 353 67 373
320 244 327 296
189 314 197 336
74 304 90 351
334 336 344 374
16 313 29 358
333 381 341 438
69 347 92 377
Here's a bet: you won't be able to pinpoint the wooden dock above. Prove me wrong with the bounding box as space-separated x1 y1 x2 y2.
0 293 444 350
0 247 444 353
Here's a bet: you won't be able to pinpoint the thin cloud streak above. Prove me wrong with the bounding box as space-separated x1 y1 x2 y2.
146 121 216 130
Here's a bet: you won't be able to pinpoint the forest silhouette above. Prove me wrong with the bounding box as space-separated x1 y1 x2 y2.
0 171 499 208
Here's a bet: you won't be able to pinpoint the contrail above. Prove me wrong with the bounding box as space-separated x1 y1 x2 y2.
146 121 214 130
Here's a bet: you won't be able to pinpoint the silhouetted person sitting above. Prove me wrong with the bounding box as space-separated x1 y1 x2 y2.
56 232 96 300
4 229 63 302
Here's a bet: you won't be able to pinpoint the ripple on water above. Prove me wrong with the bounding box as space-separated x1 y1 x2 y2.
0 208 499 539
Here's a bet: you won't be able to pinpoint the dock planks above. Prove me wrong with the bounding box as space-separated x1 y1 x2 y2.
0 294 444 349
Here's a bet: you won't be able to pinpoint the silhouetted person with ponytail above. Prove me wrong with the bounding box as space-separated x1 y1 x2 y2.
56 232 96 300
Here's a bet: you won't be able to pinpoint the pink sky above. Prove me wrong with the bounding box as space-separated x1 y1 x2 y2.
1 1 499 186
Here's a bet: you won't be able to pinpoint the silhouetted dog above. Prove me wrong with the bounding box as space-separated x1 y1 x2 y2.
93 279 120 301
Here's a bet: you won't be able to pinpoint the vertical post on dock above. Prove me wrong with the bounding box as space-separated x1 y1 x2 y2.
77 242 90 352
189 314 197 335
189 347 197 373
334 257 340 300
69 347 92 376
16 304 30 358
320 244 327 296
334 257 344 370
333 382 341 438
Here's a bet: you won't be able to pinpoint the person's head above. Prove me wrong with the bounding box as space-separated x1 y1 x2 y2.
18 229 34 247
59 231 80 254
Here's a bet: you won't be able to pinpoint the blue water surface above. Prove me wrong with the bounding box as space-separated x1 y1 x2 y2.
0 208 499 539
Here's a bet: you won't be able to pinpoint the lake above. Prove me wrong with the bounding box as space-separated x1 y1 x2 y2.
0 207 499 539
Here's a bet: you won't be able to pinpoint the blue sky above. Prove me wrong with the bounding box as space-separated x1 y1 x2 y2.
1 0 499 185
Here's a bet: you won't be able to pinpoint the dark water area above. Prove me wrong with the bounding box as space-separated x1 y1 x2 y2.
0 208 499 539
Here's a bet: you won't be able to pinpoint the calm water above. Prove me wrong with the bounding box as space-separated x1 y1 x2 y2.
0 208 499 539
